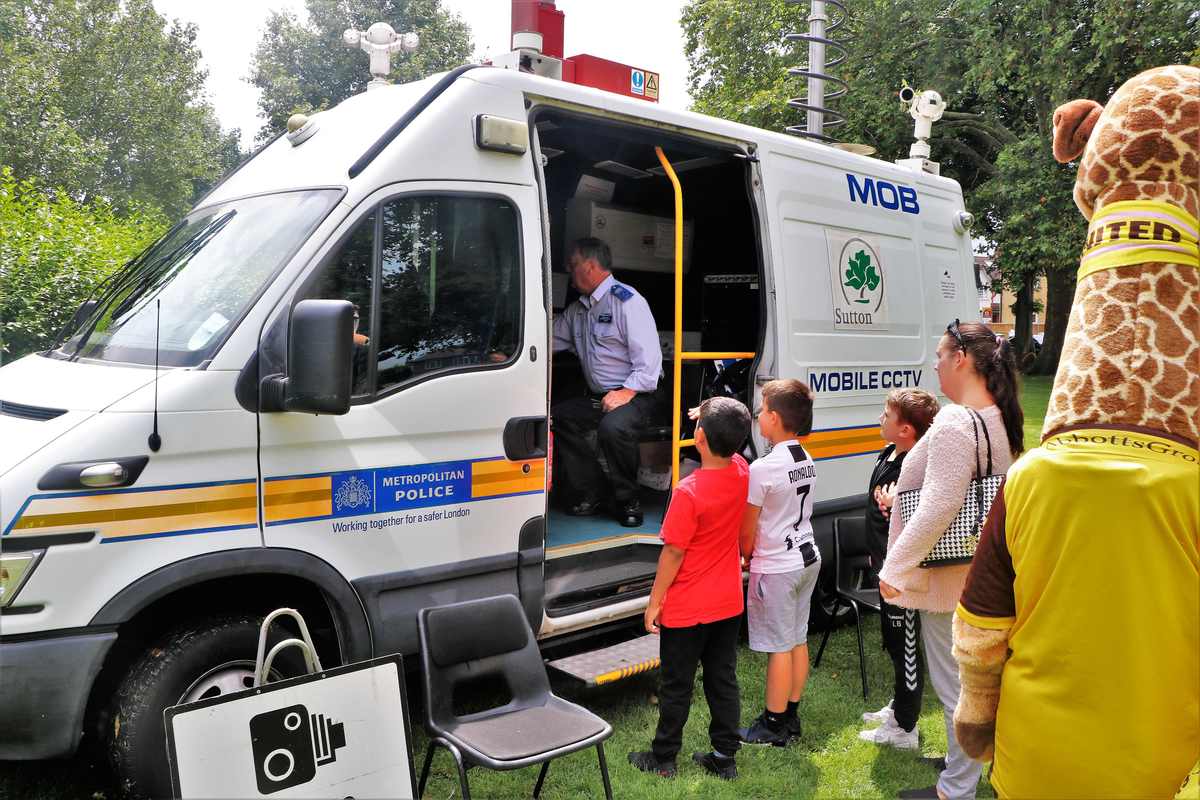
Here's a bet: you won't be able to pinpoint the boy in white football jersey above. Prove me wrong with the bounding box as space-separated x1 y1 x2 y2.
738 379 820 746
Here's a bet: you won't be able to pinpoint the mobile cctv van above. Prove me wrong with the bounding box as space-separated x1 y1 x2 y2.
0 48 978 796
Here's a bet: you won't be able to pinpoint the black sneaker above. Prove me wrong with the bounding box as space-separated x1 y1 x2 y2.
628 750 676 778
692 751 737 780
785 714 802 741
737 713 789 747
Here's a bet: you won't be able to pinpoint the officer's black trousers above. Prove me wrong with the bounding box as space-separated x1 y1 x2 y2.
551 391 657 505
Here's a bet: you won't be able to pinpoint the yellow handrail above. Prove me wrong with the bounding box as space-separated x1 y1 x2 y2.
655 147 757 488
681 351 756 360
655 146 684 488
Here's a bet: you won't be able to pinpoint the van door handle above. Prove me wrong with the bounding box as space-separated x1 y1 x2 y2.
38 456 150 490
503 416 547 460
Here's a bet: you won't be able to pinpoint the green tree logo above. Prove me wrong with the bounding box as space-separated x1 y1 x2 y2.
844 249 880 304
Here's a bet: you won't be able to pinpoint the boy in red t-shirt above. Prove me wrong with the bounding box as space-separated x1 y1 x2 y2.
628 396 752 781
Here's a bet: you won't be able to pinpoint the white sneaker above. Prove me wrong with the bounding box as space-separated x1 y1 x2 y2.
861 700 895 725
857 720 919 751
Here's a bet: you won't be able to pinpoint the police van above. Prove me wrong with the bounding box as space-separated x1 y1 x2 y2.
0 32 978 796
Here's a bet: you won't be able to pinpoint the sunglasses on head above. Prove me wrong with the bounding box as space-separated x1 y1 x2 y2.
946 318 965 351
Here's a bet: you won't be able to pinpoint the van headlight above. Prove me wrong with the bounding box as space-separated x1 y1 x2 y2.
0 551 43 608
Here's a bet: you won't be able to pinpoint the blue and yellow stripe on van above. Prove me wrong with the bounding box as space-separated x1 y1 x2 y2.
802 424 887 461
1 478 260 543
2 456 546 545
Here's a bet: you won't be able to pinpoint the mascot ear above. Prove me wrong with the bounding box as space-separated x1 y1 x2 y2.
1052 99 1103 163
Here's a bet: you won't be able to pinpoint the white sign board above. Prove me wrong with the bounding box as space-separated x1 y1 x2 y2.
165 656 415 799
825 230 890 330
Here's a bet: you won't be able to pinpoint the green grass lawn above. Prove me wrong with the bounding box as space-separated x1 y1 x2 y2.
1021 374 1053 450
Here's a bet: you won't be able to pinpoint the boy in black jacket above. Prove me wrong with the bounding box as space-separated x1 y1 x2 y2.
858 389 939 750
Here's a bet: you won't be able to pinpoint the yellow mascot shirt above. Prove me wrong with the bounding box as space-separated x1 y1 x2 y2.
958 427 1199 799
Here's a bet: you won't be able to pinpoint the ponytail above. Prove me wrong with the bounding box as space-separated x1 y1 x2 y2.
986 337 1025 455
954 323 1026 455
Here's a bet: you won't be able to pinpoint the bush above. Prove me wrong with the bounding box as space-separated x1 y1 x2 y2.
0 167 167 363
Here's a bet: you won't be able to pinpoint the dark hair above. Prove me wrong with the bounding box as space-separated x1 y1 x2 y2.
571 237 612 271
760 379 814 437
945 320 1025 455
886 388 940 439
697 396 752 457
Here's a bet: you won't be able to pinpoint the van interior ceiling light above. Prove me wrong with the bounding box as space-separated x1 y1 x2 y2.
897 86 945 175
342 22 419 90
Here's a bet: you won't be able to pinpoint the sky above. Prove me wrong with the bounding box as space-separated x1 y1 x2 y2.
152 0 693 150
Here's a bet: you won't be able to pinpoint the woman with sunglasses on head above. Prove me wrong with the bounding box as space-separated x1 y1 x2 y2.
876 320 1024 800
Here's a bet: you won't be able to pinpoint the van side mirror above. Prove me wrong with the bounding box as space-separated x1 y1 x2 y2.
72 299 98 328
263 299 354 414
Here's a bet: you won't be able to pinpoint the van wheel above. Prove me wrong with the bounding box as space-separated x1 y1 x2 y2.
108 614 307 799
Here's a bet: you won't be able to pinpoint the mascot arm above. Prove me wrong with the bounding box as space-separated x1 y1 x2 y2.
953 478 1016 762
953 614 1010 761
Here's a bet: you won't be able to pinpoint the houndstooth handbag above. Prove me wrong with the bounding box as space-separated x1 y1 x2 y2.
896 409 1003 568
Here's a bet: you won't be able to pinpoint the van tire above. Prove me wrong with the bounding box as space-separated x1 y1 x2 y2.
807 580 854 633
108 614 306 799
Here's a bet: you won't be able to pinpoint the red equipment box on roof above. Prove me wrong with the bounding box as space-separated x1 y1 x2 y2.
565 54 660 103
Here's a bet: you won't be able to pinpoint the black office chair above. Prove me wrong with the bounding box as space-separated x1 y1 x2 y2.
416 594 614 800
813 515 881 699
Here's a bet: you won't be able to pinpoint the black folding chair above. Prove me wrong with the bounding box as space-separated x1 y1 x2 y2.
813 515 881 699
416 594 613 800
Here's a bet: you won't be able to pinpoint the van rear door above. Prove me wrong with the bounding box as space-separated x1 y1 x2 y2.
760 151 935 498
256 180 548 656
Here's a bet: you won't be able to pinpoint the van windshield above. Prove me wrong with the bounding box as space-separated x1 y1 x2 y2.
52 189 340 367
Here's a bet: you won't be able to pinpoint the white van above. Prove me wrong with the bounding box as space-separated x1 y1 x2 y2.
0 64 977 794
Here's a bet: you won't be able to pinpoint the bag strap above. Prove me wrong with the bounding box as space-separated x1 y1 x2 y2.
965 408 995 535
966 409 983 480
964 410 993 479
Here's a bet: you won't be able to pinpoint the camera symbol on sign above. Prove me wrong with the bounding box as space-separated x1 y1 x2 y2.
249 704 347 795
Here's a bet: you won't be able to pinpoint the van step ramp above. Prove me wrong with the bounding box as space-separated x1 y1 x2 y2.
547 634 660 687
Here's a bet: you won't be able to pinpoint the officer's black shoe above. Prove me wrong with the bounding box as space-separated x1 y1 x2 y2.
692 751 737 780
628 750 676 778
618 499 643 528
566 498 602 516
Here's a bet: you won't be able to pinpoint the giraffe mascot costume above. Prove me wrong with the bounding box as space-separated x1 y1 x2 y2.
951 64 1199 799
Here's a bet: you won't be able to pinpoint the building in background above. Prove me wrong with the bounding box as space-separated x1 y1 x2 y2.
974 254 1046 337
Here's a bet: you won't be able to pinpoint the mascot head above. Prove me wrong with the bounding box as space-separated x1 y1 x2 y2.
1045 65 1199 445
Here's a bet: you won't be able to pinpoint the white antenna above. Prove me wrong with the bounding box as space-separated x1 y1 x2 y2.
343 22 420 90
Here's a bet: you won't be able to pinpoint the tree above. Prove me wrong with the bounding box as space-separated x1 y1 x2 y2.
249 0 472 142
960 0 1198 372
0 167 167 362
681 0 1199 374
0 0 242 217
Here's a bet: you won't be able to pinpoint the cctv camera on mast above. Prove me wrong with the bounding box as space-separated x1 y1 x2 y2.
896 84 944 175
343 22 419 90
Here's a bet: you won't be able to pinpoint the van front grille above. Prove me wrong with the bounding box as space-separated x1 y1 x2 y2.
0 400 67 421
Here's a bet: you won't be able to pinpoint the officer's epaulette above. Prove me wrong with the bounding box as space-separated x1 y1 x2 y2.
611 283 634 302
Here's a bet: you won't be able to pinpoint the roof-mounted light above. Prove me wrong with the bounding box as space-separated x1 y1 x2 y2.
474 115 528 155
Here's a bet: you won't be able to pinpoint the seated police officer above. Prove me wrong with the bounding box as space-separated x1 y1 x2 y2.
552 237 663 527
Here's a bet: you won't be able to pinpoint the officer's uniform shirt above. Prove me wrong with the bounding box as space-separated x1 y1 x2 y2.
552 274 662 394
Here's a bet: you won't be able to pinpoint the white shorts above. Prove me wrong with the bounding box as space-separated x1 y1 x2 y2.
747 561 822 653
